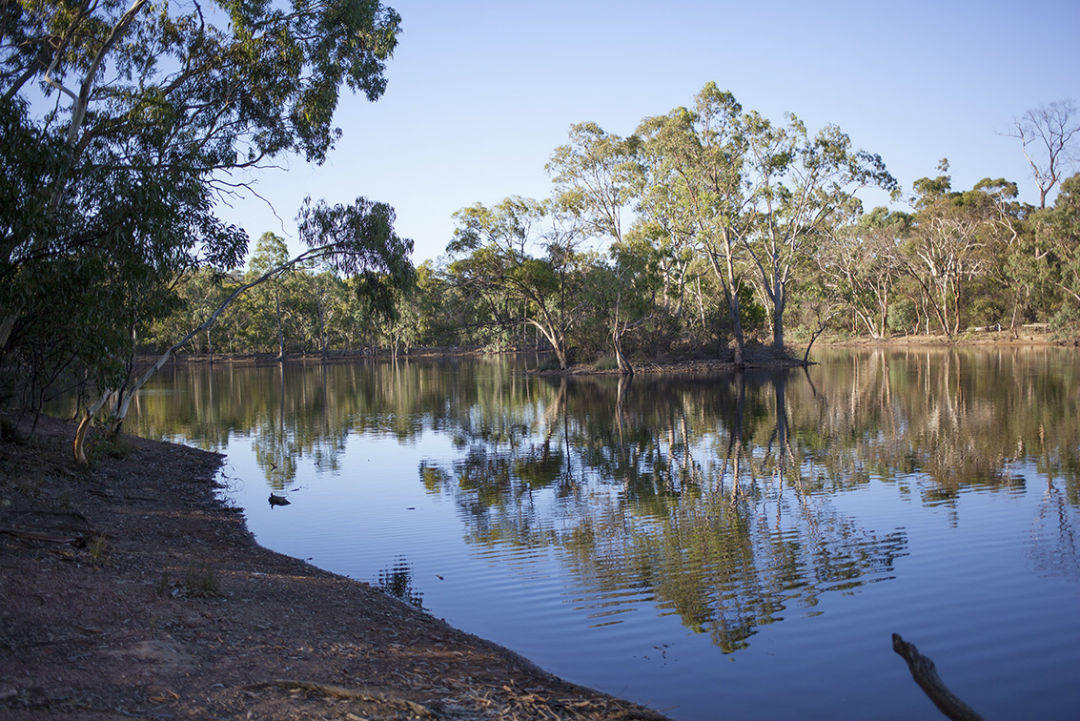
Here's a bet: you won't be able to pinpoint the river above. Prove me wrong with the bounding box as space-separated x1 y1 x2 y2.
120 347 1080 720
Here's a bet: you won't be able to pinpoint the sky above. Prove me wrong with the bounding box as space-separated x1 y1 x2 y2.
218 0 1080 266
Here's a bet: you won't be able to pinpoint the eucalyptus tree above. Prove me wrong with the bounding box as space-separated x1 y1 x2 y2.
355 268 421 358
0 92 192 407
2 0 401 308
1011 100 1079 209
817 206 911 338
548 122 646 372
637 84 752 365
148 266 238 358
308 268 351 358
75 196 414 462
447 197 585 369
631 125 707 347
631 187 698 323
447 197 540 350
407 261 464 347
583 232 659 372
249 233 293 360
1036 173 1080 315
548 122 640 245
965 179 1037 333
902 171 1019 336
741 112 895 349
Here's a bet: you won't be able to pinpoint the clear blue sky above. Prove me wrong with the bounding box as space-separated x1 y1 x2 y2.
221 0 1080 265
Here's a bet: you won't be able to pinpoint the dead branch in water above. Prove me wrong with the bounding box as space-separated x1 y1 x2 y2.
892 633 984 721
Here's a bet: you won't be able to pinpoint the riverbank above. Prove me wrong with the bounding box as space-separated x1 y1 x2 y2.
812 328 1076 348
0 413 668 720
159 330 1077 376
529 345 809 376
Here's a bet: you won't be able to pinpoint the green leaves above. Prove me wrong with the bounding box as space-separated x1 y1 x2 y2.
445 197 586 367
0 0 404 414
249 232 291 275
296 196 415 298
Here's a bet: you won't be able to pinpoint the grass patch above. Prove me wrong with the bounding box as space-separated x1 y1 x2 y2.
157 563 222 598
101 435 135 460
184 563 221 597
88 534 107 565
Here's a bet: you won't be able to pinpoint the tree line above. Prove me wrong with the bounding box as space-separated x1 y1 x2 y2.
144 88 1080 371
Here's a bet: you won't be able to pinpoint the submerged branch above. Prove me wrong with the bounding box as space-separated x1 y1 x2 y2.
892 633 984 721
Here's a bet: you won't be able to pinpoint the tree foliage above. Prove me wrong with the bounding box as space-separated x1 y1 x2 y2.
0 0 407 421
447 197 584 369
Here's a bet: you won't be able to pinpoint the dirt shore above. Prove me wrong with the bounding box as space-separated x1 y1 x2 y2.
815 329 1075 347
0 413 668 721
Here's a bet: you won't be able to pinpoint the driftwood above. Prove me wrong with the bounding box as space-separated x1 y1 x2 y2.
243 680 435 717
892 633 984 721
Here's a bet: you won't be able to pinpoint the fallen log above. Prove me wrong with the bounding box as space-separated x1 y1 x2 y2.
892 633 984 721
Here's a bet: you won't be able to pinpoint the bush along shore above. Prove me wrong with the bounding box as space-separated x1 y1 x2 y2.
0 412 668 721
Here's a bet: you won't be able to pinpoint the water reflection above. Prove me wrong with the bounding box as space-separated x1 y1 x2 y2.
121 350 1080 644
420 370 912 651
1032 477 1080 576
376 556 424 608
811 348 1080 495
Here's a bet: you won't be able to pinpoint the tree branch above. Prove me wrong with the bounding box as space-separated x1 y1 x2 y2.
892 634 984 721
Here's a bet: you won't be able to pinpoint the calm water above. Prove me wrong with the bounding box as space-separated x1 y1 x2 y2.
120 348 1080 720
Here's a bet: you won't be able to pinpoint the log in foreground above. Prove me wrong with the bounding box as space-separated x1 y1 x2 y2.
892 633 985 721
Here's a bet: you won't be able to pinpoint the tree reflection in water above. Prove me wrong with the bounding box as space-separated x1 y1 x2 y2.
1032 476 1080 576
377 556 424 608
116 349 1080 652
421 370 910 652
